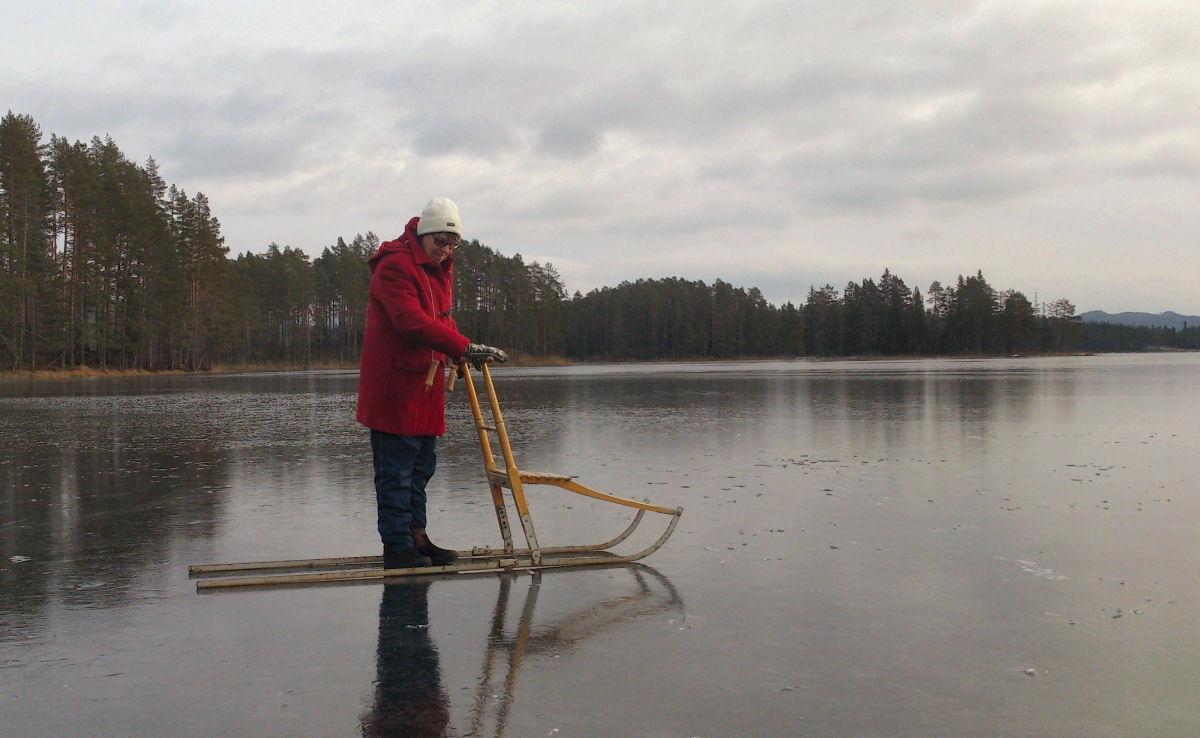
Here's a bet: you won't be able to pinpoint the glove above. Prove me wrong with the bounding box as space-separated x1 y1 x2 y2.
462 343 508 370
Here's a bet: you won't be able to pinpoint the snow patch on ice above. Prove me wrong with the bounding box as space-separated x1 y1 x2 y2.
1016 559 1067 581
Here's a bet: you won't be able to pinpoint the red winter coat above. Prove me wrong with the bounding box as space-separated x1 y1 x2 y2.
356 217 471 436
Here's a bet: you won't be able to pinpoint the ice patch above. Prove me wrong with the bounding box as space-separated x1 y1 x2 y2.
1016 559 1067 581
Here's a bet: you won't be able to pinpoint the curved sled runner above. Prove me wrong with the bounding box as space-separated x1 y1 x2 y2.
190 362 682 589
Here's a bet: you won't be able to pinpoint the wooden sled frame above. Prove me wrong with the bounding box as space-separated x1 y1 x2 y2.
190 362 683 589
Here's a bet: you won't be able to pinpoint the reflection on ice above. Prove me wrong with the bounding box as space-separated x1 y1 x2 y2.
361 565 682 738
363 578 450 738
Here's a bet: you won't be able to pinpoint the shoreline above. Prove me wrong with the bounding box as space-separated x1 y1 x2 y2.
0 351 1155 381
0 355 578 379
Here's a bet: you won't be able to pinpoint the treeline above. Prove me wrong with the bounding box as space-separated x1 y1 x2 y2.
2 113 1194 371
1 112 227 370
1079 321 1200 352
0 112 574 370
566 271 1085 359
223 235 570 367
566 276 1200 357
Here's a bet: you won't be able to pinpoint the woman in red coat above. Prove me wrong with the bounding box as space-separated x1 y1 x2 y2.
357 197 507 569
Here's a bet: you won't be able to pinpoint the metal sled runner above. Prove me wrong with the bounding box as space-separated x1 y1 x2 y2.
190 362 683 589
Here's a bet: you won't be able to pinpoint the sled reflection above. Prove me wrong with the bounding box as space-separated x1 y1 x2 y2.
361 563 683 738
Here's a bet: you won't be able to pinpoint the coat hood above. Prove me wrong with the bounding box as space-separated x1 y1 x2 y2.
368 216 423 270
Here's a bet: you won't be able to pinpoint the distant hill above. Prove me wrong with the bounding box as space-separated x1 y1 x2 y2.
1081 310 1200 330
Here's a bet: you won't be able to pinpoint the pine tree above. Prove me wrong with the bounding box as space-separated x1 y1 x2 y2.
0 112 52 369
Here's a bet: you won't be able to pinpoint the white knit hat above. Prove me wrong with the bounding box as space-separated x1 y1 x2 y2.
416 197 462 236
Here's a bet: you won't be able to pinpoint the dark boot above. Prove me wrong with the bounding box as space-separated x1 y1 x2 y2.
383 544 431 570
412 528 458 565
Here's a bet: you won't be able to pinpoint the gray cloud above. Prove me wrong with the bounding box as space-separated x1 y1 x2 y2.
3 0 1199 313
411 114 521 158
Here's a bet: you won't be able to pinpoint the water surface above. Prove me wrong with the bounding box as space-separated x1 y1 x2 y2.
2 355 1198 736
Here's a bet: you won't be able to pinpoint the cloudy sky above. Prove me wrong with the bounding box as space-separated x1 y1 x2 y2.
5 0 1199 313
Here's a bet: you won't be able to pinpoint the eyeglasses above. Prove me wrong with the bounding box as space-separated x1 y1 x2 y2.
431 233 461 250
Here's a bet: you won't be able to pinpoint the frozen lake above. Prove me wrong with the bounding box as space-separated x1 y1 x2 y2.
2 354 1199 736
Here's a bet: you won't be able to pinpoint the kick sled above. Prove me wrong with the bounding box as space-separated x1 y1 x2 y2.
190 361 683 589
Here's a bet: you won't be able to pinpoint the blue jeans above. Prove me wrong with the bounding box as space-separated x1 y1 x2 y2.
371 431 438 550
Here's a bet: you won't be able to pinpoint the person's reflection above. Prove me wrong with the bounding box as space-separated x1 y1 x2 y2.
360 565 683 737
360 579 450 737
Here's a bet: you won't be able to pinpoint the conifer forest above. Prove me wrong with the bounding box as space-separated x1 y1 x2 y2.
2 113 1196 372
